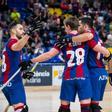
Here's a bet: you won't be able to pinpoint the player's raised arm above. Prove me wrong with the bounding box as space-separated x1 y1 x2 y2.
8 22 30 51
11 34 29 51
58 32 93 44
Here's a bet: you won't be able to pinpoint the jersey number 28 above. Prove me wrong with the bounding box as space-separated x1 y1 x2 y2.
67 48 85 67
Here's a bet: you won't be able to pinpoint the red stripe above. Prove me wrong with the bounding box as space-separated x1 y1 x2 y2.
88 39 97 48
87 28 97 48
76 44 84 77
94 52 103 67
81 103 91 107
8 39 18 50
64 45 72 79
3 71 9 83
14 105 24 111
64 67 71 79
61 104 70 109
91 102 99 105
76 64 83 77
3 39 18 83
53 46 60 51
96 59 103 67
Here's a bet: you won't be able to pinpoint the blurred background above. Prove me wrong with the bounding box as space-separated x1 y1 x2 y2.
0 0 112 86
0 1 112 112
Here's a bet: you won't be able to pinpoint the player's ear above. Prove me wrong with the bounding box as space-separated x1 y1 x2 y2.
84 24 88 30
67 25 71 30
11 28 16 35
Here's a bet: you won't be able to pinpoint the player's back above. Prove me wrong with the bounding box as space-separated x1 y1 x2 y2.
0 38 22 83
60 33 90 80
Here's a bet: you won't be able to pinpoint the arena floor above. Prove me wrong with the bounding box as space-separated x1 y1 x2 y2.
0 84 112 112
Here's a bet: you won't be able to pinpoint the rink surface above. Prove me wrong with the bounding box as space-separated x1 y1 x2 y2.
0 85 112 112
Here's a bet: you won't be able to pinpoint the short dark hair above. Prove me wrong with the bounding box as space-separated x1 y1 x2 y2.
64 16 79 30
8 21 19 31
80 17 93 28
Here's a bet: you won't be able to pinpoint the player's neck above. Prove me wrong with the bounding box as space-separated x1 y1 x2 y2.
70 30 78 35
11 34 18 40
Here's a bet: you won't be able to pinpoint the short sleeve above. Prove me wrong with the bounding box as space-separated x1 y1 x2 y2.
87 39 98 48
7 39 18 50
87 30 99 48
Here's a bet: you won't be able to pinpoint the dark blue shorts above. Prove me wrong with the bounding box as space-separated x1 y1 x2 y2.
90 68 108 101
2 81 26 105
60 78 92 102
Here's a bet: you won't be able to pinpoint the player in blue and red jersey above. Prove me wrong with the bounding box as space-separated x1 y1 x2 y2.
55 17 110 112
19 17 95 112
78 17 110 112
0 22 30 112
63 17 110 112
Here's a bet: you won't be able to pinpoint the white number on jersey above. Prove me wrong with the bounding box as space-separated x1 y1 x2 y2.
2 54 6 72
67 48 85 67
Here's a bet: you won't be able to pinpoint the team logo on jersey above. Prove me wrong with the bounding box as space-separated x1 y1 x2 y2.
99 75 108 80
0 82 12 88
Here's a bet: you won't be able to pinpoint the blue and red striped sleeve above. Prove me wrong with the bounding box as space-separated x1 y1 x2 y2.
8 39 18 50
87 38 98 48
87 29 98 48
